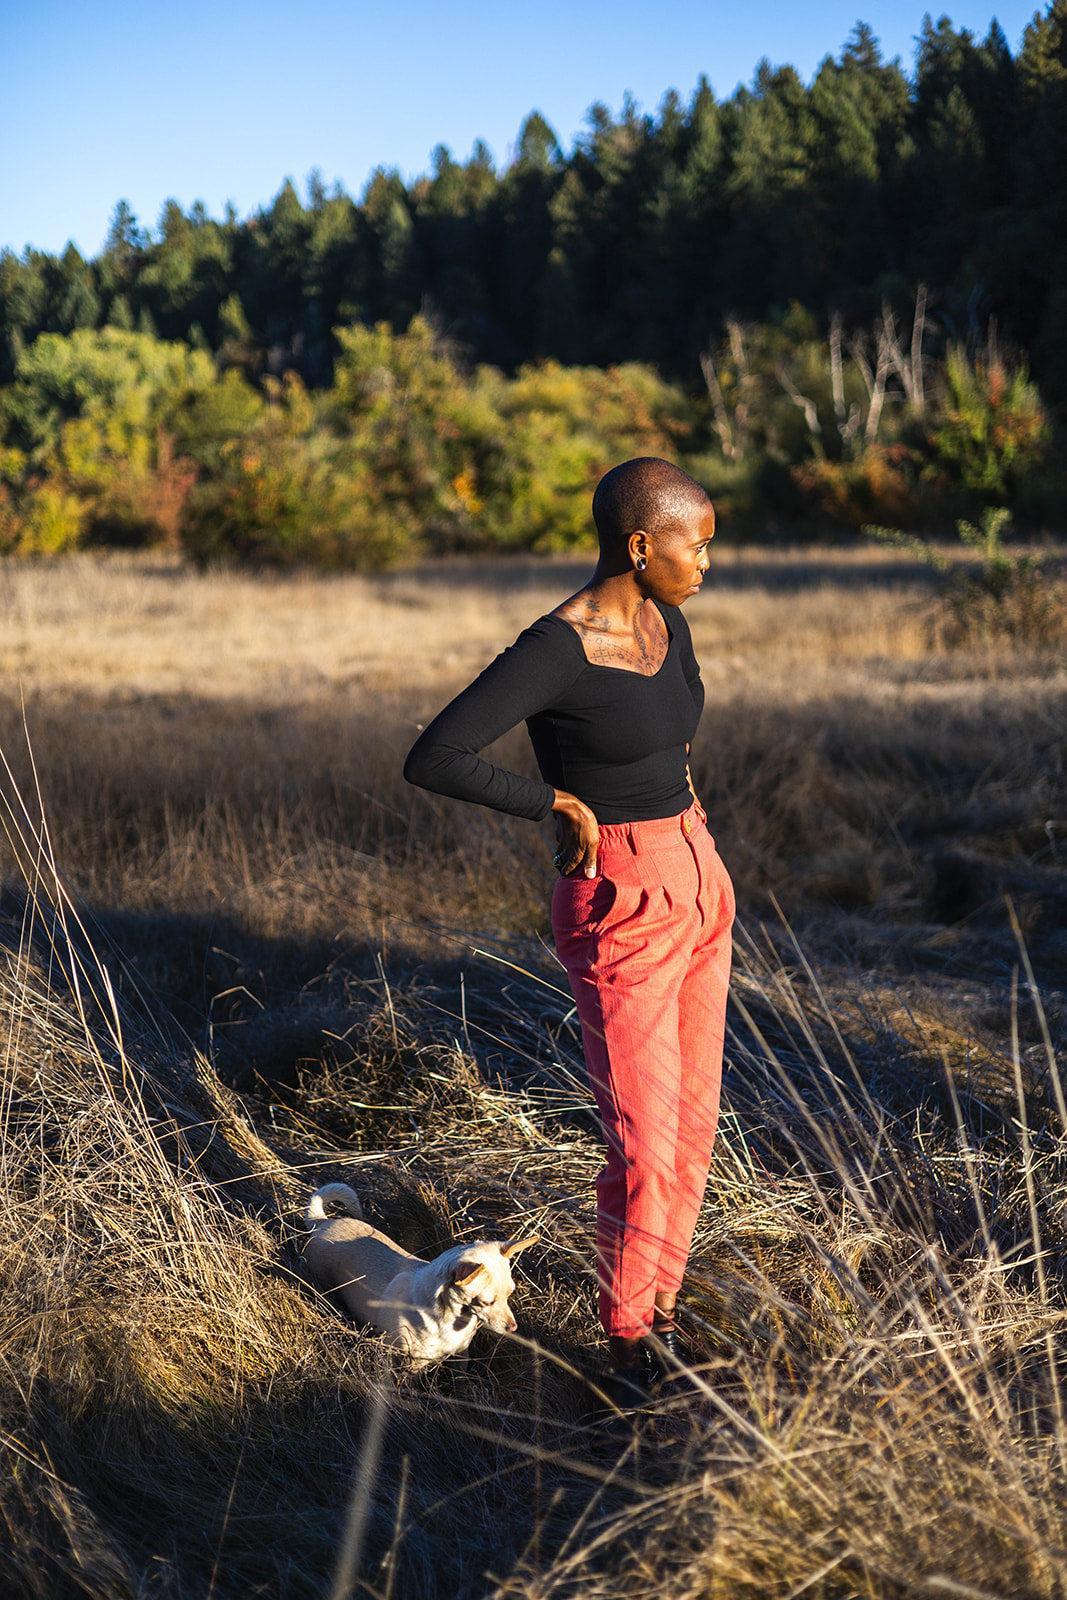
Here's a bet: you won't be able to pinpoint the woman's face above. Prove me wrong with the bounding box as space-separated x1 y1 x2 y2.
647 501 716 603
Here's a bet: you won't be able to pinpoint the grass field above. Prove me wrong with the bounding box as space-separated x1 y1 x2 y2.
1 542 1065 1598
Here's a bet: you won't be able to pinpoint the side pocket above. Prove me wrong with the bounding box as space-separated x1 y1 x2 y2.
602 881 651 941
551 873 618 941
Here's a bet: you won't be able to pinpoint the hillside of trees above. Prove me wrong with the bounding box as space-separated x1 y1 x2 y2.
2 8 1066 561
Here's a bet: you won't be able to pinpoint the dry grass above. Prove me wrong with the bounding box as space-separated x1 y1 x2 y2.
0 543 1065 1598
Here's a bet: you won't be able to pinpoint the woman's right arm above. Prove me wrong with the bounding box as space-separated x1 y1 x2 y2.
402 618 583 822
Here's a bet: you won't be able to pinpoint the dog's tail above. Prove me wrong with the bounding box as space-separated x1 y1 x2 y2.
305 1182 364 1227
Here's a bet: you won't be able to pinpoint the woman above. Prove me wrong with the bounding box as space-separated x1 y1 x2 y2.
403 455 734 1413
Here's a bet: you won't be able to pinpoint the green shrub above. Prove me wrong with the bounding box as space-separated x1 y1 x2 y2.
0 326 216 458
169 368 267 471
789 443 931 530
328 315 503 554
928 344 1049 500
0 328 211 552
0 480 89 554
180 376 422 571
480 357 692 552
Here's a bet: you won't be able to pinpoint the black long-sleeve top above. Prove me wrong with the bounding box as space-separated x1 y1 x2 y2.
402 599 705 824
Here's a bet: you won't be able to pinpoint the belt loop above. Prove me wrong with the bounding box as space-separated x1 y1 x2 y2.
625 823 639 855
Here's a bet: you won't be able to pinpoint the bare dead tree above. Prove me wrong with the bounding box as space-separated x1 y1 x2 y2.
698 346 737 460
879 285 928 417
849 331 873 400
829 311 863 454
700 294 929 469
726 318 753 451
698 317 756 460
866 320 893 442
774 361 824 457
909 282 927 417
830 311 846 420
849 312 894 444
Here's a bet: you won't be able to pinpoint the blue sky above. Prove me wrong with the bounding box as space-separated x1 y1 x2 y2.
1 0 1042 258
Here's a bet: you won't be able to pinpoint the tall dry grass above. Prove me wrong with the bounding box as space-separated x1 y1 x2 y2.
0 545 1065 1597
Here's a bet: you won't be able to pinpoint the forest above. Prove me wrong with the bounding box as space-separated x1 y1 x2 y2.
2 7 1066 560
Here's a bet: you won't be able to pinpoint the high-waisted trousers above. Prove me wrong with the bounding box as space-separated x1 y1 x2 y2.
550 795 734 1338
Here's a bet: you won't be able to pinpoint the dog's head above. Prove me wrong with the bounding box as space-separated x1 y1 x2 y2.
439 1234 540 1336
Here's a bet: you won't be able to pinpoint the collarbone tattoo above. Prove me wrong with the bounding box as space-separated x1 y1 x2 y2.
569 600 668 673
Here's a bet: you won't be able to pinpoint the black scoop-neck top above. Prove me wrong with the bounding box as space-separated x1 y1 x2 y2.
402 599 705 824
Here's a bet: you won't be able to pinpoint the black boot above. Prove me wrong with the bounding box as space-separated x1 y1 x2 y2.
592 1345 655 1418
644 1323 699 1388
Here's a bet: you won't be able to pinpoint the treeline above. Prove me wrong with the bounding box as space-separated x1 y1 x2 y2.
3 9 1067 401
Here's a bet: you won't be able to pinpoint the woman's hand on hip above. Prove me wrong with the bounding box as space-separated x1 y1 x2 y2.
550 791 600 878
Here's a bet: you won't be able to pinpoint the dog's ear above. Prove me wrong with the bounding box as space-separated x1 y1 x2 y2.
451 1259 489 1289
501 1234 540 1258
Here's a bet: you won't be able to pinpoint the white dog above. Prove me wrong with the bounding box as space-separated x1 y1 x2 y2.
303 1182 539 1368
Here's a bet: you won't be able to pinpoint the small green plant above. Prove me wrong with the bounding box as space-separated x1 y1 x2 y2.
944 507 1062 644
862 507 1064 648
954 505 1014 600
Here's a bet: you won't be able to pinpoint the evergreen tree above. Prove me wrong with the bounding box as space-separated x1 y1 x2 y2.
514 111 563 171
306 167 328 212
495 114 563 363
99 200 148 301
362 168 419 331
1012 0 1067 394
108 294 135 330
721 61 821 309
0 250 47 383
46 244 100 332
673 75 726 344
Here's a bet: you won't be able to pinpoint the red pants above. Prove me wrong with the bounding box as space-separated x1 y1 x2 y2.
551 796 734 1338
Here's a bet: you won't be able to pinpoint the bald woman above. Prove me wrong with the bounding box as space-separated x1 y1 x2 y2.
404 457 734 1417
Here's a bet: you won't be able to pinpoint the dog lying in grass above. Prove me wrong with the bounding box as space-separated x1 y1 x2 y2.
303 1182 539 1367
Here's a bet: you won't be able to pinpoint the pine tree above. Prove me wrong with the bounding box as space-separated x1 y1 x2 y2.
108 294 135 330
514 111 563 171
100 200 147 298
47 244 100 332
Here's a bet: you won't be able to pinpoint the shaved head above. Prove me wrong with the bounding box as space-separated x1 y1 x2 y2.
592 457 711 560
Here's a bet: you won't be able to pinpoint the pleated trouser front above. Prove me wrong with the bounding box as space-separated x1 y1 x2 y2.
550 795 734 1338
